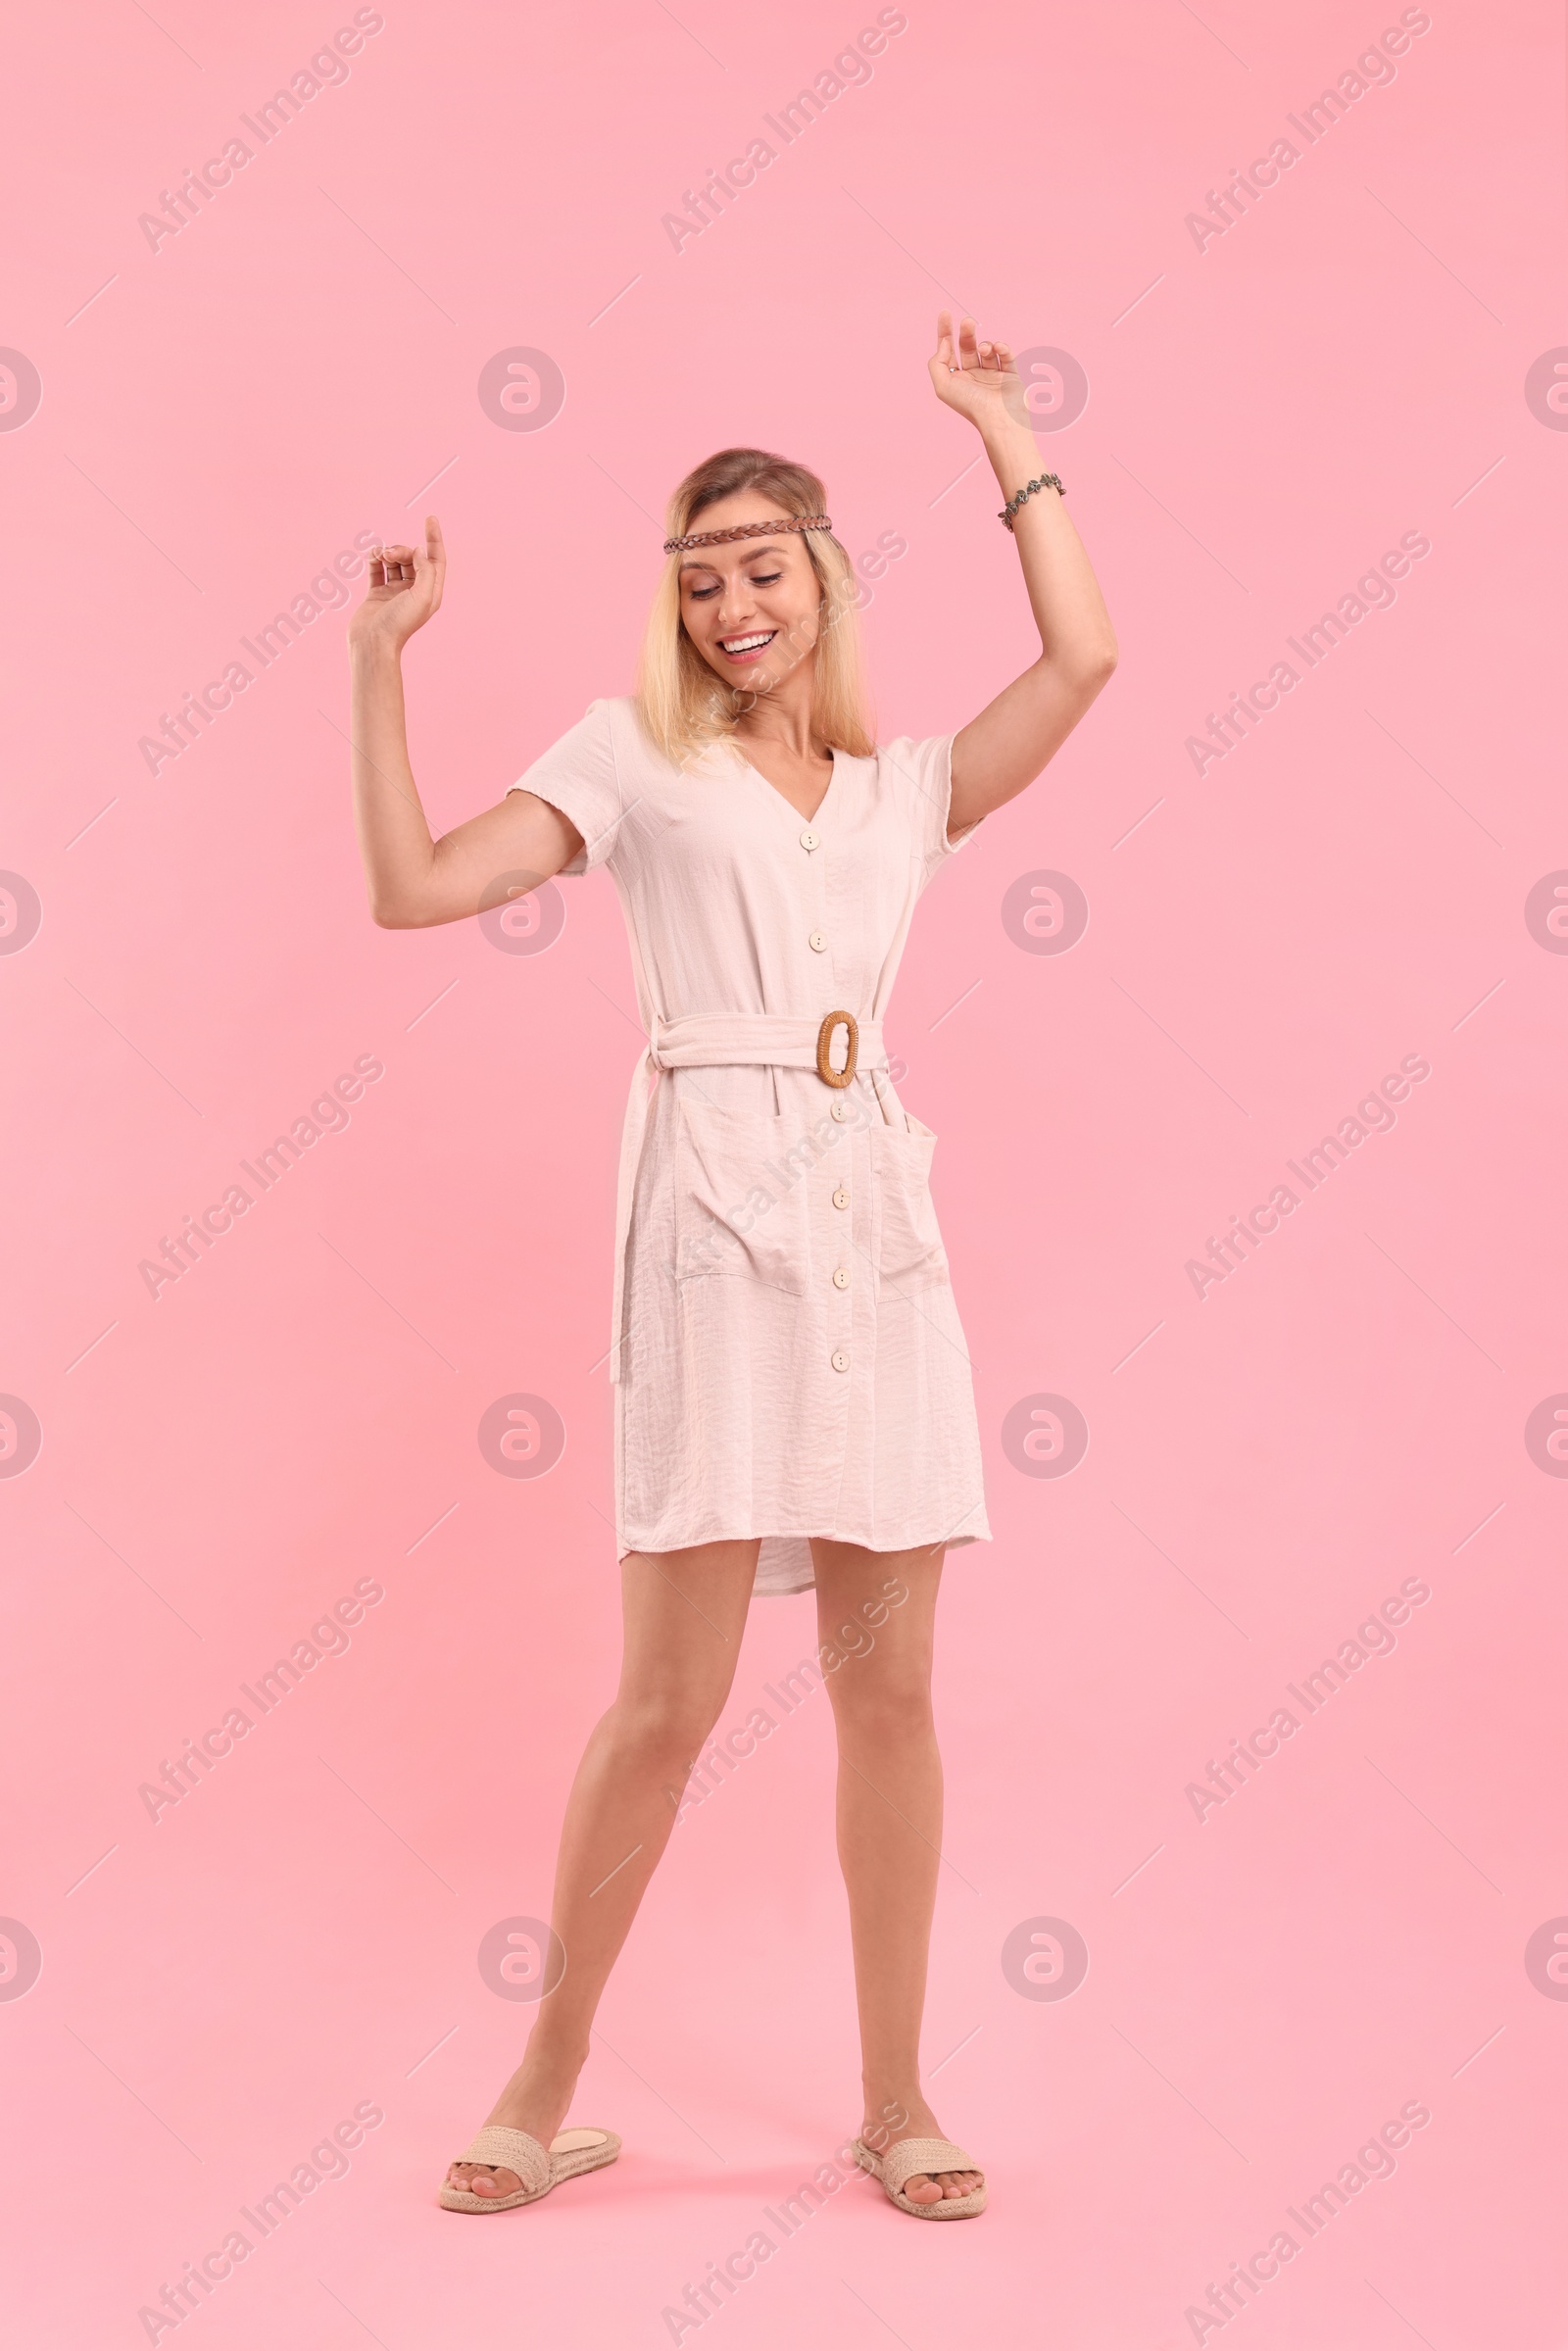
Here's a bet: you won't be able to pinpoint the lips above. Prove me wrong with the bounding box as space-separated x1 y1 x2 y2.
717 630 777 663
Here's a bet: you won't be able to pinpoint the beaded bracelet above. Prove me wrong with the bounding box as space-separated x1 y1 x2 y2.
1000 473 1065 530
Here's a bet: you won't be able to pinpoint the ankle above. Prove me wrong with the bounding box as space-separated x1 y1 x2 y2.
521 2032 590 2076
859 2088 925 2146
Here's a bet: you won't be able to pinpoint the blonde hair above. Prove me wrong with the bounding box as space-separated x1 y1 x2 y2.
636 448 874 768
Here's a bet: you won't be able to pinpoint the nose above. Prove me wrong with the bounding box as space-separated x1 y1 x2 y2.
715 576 758 630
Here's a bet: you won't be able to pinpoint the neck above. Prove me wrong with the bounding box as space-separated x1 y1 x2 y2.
730 659 822 759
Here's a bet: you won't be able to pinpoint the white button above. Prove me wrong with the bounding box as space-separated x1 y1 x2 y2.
800 828 819 851
808 930 827 953
832 1186 850 1209
832 1266 851 1290
830 1101 848 1122
831 1348 850 1373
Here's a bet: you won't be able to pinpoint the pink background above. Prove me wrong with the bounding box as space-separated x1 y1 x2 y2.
3 1 1565 2343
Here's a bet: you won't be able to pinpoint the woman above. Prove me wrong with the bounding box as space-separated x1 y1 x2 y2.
348 314 1116 2221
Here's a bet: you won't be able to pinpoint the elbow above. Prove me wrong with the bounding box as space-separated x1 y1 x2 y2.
1074 636 1119 692
1042 637 1118 707
369 894 411 929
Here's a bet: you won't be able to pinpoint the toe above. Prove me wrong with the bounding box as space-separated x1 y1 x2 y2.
448 2162 520 2198
474 2166 520 2197
902 2173 942 2203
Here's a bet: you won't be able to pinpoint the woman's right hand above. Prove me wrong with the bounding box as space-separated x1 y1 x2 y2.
349 514 446 657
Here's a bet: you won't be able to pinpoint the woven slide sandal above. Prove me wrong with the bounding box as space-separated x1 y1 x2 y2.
438 2123 621 2213
851 2134 988 2219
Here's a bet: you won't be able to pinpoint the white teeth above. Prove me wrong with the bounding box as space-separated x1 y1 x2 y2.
721 631 774 653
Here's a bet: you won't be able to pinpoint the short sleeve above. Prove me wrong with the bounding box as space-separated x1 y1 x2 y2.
879 733 981 882
507 698 628 875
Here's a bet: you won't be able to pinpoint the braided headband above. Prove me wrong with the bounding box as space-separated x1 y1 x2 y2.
662 514 831 556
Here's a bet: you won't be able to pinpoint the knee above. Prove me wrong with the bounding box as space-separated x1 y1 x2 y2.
825 1665 935 1746
609 1690 723 1773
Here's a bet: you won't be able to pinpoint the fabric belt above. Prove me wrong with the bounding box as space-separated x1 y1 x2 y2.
608 1011 886 1382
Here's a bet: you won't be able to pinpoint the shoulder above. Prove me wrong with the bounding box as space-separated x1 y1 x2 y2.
523 696 614 765
871 733 955 797
601 696 687 780
867 734 973 866
521 697 664 780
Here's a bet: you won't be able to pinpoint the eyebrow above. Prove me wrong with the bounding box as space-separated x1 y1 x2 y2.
678 540 791 571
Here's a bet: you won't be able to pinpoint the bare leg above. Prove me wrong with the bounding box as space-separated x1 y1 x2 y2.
810 1538 981 2206
447 1539 759 2198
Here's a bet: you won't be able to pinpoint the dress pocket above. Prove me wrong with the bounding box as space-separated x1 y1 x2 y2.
675 1099 813 1294
869 1111 951 1292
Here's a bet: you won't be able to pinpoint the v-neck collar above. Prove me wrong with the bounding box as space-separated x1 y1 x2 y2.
732 741 841 831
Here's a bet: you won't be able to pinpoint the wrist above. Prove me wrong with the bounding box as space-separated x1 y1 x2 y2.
350 635 404 675
980 416 1041 471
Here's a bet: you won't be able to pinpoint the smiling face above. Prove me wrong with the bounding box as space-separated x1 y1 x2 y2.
676 494 825 705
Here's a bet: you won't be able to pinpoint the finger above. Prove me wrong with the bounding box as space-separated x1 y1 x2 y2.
994 340 1015 372
956 316 980 368
367 549 387 588
424 513 447 609
934 307 953 354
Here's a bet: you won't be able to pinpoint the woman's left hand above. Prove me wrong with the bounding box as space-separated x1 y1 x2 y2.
927 313 1029 435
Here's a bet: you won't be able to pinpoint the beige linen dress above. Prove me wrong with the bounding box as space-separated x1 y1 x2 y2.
511 698 992 1597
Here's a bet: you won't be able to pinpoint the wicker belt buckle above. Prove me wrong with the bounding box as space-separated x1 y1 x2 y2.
815 1010 858 1090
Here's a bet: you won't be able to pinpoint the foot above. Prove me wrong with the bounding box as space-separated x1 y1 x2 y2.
859 2095 982 2205
445 2050 585 2201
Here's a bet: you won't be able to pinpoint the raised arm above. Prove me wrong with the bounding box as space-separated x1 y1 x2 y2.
347 515 584 927
928 317 1118 838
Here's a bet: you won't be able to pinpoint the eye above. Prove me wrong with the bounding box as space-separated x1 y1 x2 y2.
688 582 721 599
749 570 783 586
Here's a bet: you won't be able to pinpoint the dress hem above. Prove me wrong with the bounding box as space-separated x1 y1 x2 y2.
616 1523 991 1592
